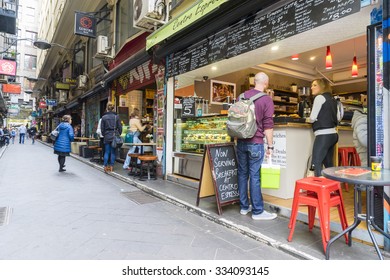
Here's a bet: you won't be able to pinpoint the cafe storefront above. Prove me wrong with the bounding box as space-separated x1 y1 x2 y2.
147 0 390 248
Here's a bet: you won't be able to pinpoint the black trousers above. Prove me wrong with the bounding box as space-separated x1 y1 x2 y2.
311 133 339 176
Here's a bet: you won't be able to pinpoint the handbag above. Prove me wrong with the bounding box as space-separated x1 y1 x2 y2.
50 127 59 141
261 157 281 189
111 116 123 148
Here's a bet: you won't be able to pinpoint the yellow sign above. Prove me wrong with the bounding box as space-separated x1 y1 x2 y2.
55 82 70 90
146 0 228 50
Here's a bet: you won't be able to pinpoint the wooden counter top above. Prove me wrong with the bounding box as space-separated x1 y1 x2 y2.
274 123 352 130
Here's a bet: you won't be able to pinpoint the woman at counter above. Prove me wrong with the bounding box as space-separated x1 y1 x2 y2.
307 78 341 176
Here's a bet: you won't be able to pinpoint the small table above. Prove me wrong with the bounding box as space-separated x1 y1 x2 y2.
322 166 390 260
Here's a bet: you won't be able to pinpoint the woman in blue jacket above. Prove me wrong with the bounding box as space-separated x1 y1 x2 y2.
53 115 74 172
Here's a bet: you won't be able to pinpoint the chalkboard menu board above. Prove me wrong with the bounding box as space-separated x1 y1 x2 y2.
181 97 196 118
167 0 360 77
196 143 239 215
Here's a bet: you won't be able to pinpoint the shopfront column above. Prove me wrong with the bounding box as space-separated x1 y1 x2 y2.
165 76 175 177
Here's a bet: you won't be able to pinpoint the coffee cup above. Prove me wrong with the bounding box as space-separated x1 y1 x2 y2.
371 156 382 171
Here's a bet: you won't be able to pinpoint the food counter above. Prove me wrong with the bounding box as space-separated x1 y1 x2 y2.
173 115 231 179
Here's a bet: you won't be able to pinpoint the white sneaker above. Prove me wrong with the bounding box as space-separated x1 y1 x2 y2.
240 205 252 215
252 210 277 221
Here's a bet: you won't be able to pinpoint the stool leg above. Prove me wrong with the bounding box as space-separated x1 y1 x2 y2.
287 185 301 241
308 206 316 231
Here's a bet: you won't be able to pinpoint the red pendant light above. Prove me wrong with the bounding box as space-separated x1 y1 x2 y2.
351 56 358 77
325 46 332 69
291 54 299 60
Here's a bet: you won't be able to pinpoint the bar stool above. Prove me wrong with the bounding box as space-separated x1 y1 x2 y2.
127 153 141 176
338 147 361 191
338 147 361 166
138 155 157 181
89 146 103 163
288 177 349 253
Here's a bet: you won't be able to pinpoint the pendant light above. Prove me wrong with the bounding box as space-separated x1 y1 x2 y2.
325 46 332 69
351 40 358 77
351 56 358 77
291 54 299 60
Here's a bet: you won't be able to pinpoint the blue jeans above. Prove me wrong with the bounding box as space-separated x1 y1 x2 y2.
237 141 265 215
123 131 141 168
19 133 25 144
104 143 116 166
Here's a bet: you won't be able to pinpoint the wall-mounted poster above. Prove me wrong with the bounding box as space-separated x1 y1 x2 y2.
210 80 236 104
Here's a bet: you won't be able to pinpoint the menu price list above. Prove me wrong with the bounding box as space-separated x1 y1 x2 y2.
167 0 360 77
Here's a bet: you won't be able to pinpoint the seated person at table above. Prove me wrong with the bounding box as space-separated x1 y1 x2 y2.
123 108 152 170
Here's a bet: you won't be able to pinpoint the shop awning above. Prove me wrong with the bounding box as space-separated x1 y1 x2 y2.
146 0 229 51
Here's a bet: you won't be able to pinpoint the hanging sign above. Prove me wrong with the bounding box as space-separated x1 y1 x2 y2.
0 59 16 75
196 143 239 215
39 101 47 109
2 83 20 94
74 12 96 38
46 99 57 106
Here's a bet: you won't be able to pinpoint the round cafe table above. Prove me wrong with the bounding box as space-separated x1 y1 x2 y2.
322 166 390 260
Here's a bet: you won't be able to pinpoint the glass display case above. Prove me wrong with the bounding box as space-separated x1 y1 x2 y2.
175 115 231 154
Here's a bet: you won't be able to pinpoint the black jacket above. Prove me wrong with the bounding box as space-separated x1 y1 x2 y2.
101 112 122 144
312 92 338 132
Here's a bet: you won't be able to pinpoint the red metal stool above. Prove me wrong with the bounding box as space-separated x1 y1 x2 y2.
288 177 349 253
338 147 361 166
338 147 361 191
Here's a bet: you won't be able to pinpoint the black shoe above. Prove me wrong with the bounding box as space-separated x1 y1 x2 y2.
59 168 66 172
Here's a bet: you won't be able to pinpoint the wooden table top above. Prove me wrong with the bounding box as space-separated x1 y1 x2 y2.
122 142 157 146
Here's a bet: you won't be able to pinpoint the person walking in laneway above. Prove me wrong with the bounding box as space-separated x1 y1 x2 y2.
53 115 74 172
18 124 27 144
29 125 38 144
10 128 16 144
101 102 122 173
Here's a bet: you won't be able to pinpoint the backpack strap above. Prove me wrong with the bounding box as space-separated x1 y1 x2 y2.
239 92 266 101
249 92 266 101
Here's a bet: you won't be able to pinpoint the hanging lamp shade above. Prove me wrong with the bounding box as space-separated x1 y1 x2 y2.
291 54 299 60
351 56 358 77
325 46 332 69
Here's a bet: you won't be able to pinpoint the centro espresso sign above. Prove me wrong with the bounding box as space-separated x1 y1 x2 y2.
74 12 96 38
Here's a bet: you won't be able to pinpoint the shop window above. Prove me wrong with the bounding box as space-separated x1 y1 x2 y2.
25 31 37 46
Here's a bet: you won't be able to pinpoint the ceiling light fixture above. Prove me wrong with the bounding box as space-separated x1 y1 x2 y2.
291 54 299 60
351 40 358 77
325 46 332 69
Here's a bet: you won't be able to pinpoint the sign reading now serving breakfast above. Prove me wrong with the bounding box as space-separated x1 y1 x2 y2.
197 143 239 215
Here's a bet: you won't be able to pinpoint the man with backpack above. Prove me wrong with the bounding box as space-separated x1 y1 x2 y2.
234 72 277 221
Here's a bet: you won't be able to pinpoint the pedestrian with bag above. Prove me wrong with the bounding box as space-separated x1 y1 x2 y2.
122 108 151 170
306 78 341 176
236 72 277 221
53 115 74 172
29 125 37 144
101 102 122 173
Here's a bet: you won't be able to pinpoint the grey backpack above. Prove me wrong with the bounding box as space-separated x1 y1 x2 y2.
226 92 266 139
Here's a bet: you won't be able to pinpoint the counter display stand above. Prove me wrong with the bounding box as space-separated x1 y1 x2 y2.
173 115 231 180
